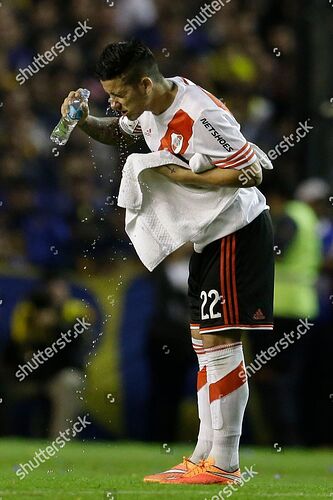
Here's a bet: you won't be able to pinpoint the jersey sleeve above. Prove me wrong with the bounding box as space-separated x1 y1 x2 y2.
118 116 143 137
192 108 257 170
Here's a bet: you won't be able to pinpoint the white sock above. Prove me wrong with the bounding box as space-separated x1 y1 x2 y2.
190 336 213 463
206 342 249 471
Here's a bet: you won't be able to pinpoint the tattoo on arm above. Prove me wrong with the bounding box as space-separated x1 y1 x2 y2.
167 165 176 174
79 116 139 146
78 116 121 145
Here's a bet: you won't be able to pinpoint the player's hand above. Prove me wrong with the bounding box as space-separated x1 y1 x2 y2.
61 89 89 126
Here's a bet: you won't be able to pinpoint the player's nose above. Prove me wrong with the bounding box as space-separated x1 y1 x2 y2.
109 97 121 112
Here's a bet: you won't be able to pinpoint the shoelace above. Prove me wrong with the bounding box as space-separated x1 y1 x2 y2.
185 459 209 477
181 456 199 472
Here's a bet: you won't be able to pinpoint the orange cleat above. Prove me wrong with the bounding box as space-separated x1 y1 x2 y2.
143 457 197 483
161 458 242 485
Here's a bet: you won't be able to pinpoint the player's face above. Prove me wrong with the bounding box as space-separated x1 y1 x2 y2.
101 77 151 121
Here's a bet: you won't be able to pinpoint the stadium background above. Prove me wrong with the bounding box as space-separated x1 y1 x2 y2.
0 0 332 448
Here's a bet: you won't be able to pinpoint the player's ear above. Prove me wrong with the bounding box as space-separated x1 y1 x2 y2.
140 77 153 96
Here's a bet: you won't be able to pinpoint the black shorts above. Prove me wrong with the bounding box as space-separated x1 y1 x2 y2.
188 209 274 333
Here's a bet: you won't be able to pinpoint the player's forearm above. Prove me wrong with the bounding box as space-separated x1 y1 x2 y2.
78 116 122 145
156 162 262 188
196 163 262 187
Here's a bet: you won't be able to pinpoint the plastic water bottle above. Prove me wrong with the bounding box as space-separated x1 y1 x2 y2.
50 88 90 146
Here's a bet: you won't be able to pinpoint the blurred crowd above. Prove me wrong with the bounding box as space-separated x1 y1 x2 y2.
1 273 93 437
0 0 332 445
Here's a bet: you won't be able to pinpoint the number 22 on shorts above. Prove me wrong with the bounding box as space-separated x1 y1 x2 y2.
200 289 225 320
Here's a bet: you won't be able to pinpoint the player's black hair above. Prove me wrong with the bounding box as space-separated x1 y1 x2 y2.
95 39 162 85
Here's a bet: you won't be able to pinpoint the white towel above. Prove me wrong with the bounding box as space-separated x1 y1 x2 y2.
117 151 189 210
117 146 273 271
118 151 239 271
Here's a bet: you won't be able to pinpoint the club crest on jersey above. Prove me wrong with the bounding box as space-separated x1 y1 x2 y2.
171 133 184 154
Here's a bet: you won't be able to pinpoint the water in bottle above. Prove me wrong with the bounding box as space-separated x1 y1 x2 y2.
50 88 90 146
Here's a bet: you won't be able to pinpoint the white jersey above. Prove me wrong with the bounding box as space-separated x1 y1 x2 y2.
119 76 268 251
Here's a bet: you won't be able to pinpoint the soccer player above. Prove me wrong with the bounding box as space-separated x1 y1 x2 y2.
61 40 274 485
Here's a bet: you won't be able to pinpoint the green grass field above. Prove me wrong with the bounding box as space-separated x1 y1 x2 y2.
0 440 332 499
